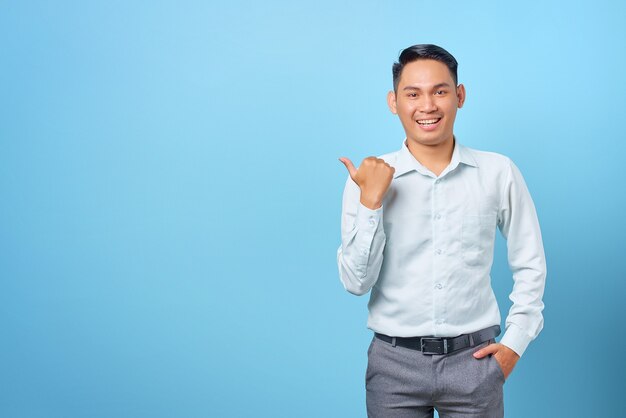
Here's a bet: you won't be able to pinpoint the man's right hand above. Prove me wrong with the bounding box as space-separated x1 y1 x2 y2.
339 157 395 210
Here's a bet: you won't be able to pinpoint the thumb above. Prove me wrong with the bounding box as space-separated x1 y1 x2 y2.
338 157 358 179
473 343 498 359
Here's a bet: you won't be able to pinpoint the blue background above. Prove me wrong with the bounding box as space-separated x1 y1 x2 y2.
1 1 625 417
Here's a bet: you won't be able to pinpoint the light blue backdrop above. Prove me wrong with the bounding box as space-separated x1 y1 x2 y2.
1 1 625 417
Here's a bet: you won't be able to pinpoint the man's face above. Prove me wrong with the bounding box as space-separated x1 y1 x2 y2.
387 59 465 148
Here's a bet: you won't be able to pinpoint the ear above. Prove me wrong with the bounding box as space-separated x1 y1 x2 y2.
387 90 398 114
456 84 466 109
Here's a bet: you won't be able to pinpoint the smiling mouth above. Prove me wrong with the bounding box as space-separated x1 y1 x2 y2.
416 118 441 126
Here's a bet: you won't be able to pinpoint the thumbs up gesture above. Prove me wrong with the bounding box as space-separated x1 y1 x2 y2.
339 156 395 210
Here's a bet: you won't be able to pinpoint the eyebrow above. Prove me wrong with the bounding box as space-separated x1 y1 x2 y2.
403 82 452 91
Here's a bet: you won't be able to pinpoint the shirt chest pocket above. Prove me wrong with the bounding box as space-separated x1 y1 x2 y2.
461 214 497 267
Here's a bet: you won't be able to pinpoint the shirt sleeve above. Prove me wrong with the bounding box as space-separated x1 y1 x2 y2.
336 175 386 296
497 160 547 357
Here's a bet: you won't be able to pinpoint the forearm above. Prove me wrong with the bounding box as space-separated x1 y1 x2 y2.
337 203 386 296
501 284 545 356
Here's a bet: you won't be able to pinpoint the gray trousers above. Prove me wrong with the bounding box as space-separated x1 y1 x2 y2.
366 335 505 418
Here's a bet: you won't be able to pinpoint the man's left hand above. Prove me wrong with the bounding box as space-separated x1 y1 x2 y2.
473 342 520 380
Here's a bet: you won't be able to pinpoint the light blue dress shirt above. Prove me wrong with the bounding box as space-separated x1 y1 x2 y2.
337 139 546 356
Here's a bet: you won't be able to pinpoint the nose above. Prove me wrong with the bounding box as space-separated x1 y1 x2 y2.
418 96 438 113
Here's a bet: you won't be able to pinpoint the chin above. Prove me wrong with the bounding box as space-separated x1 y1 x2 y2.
410 136 449 147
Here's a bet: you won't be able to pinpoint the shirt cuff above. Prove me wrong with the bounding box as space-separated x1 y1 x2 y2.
355 202 383 230
499 323 533 357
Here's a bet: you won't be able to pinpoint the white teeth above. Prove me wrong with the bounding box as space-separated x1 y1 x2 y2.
417 118 440 125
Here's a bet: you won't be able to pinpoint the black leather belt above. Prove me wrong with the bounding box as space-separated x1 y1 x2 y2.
374 325 501 355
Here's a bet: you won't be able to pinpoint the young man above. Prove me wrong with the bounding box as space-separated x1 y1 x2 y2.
337 44 546 418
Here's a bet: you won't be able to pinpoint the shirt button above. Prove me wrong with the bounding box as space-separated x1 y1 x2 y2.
368 218 376 226
435 283 443 290
436 319 444 325
435 249 442 255
435 213 442 220
362 249 368 255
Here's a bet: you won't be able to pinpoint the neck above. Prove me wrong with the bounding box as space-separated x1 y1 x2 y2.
406 136 455 176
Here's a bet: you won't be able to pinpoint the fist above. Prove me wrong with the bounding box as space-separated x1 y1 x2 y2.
339 156 395 210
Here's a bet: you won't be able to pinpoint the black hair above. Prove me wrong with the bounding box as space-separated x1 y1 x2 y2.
392 44 458 92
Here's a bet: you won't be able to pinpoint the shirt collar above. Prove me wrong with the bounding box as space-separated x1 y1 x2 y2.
393 137 479 179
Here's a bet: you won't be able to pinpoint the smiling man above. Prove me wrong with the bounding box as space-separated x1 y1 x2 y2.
337 44 546 417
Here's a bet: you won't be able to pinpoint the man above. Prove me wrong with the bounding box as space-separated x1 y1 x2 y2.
337 44 546 418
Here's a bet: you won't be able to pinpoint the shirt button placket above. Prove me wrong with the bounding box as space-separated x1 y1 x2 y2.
432 177 445 331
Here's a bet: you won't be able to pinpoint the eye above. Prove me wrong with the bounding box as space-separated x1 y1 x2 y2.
407 93 417 98
435 90 446 96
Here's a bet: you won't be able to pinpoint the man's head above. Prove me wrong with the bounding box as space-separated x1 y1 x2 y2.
388 44 465 149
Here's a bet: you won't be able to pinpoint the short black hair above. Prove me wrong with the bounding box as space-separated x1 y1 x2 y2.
392 44 458 92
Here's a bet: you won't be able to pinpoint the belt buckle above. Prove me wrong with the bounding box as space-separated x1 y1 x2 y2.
420 337 448 355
